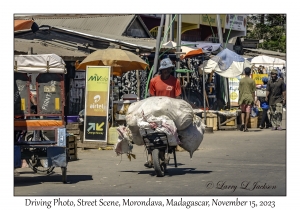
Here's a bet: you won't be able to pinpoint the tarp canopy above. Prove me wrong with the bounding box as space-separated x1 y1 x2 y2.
181 41 222 52
162 41 222 52
14 54 67 74
14 20 34 31
250 55 286 68
203 48 248 78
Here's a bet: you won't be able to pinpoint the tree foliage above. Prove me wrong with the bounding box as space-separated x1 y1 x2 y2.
246 14 286 53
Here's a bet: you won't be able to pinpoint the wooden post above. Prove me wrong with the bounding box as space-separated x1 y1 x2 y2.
136 70 140 99
28 47 33 55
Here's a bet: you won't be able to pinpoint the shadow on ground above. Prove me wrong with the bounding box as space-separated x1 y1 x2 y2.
14 174 93 186
120 168 212 177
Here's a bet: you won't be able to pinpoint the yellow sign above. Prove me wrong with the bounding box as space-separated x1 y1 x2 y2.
21 98 25 110
55 98 60 110
86 66 110 91
252 74 268 85
230 92 238 100
84 66 111 142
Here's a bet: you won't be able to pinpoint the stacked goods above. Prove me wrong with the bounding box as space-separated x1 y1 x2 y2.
67 134 78 161
66 123 81 141
115 96 205 158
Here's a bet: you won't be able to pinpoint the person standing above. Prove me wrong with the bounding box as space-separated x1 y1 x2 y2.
238 67 256 132
149 57 181 99
258 77 272 129
266 69 286 130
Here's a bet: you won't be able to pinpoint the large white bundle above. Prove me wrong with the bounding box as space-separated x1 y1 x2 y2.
137 114 180 146
126 100 145 127
178 115 206 158
128 125 144 146
133 96 194 131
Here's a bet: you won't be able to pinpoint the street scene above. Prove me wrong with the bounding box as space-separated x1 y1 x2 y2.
13 14 287 208
14 128 286 196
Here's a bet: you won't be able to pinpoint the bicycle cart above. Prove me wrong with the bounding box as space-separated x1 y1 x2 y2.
14 54 68 183
142 132 178 177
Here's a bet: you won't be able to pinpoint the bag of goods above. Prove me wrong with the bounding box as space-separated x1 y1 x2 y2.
131 96 194 131
177 115 206 158
128 125 144 146
126 100 145 127
114 126 133 155
137 114 180 146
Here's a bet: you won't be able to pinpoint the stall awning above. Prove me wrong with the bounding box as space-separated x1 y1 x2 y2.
14 19 34 31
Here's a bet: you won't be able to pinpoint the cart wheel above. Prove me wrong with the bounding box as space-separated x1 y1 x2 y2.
152 149 166 177
61 167 67 183
25 134 55 174
26 159 55 174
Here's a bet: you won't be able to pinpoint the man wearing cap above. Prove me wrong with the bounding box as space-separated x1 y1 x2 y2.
238 67 256 132
266 69 286 130
144 58 181 168
149 58 181 99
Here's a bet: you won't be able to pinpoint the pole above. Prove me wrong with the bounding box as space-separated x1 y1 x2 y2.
164 14 170 42
202 55 206 124
170 14 174 41
216 15 223 47
152 15 165 78
216 14 230 109
176 14 182 71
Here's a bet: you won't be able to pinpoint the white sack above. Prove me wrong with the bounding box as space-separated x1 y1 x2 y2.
137 114 180 146
114 137 132 155
114 125 134 155
128 125 144 146
135 96 194 131
178 115 206 158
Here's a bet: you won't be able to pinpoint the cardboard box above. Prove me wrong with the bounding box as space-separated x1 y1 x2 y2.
247 117 258 128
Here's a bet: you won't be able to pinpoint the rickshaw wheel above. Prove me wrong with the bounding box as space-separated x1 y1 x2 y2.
152 149 166 177
25 133 55 175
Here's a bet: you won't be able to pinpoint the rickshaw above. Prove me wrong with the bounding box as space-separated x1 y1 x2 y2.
14 54 68 183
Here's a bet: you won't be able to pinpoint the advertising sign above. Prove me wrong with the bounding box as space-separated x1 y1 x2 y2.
229 75 245 106
200 14 226 29
225 14 247 32
84 66 111 142
252 74 268 85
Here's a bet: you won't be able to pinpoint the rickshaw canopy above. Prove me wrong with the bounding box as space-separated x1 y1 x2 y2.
14 54 67 74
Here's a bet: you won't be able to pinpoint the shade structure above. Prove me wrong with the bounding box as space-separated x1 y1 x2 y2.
250 55 285 68
180 46 205 60
76 49 148 76
162 40 177 48
14 20 34 31
14 54 67 74
203 48 247 78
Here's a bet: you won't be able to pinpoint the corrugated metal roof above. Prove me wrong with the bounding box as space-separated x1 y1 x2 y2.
26 14 137 37
14 38 89 60
51 26 157 50
243 48 286 60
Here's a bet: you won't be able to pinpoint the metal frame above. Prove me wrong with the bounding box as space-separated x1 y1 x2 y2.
14 71 68 183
